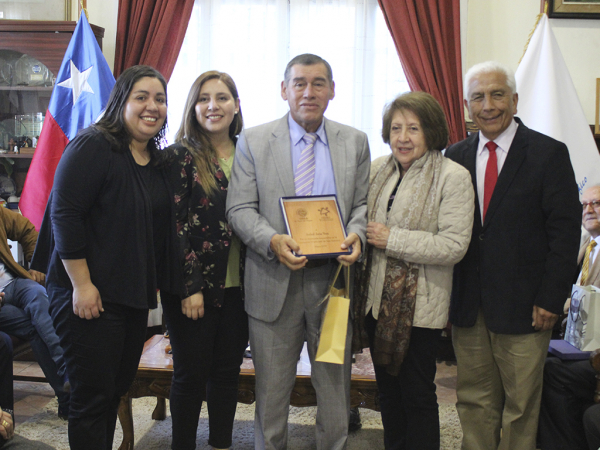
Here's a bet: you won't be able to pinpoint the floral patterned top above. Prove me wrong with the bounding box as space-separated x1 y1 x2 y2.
167 143 242 307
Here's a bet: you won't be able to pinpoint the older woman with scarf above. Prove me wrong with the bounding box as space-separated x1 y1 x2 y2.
353 91 474 450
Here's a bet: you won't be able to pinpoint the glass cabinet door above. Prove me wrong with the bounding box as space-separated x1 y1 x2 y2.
0 49 53 199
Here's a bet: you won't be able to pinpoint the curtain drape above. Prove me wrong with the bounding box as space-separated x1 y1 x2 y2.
166 0 408 158
114 0 195 81
378 0 466 145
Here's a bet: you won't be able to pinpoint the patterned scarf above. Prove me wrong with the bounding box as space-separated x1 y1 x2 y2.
353 150 443 376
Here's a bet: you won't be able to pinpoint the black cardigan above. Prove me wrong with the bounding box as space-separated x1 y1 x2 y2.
34 127 184 309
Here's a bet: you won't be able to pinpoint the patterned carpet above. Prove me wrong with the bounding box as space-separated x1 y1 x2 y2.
15 397 462 449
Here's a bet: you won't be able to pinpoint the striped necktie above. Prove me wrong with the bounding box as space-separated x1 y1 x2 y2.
295 133 317 196
581 240 597 286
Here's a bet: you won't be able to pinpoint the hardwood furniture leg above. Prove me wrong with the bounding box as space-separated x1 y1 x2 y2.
152 397 167 420
117 395 134 450
117 335 379 450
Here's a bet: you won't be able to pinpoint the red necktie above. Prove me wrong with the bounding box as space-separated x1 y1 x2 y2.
483 141 498 221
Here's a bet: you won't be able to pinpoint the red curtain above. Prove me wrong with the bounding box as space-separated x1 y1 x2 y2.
378 0 466 145
114 0 195 81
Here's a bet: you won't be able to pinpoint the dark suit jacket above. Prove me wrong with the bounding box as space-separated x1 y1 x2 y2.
445 118 581 334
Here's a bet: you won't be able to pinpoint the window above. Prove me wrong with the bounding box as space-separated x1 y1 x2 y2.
167 0 409 159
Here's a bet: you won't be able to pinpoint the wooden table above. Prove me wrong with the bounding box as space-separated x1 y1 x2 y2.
117 334 379 450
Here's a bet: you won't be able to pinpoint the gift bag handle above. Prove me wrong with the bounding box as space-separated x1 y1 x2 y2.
327 262 350 297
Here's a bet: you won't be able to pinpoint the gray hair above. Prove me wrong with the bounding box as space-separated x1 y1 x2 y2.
283 54 333 85
463 61 517 99
584 185 600 195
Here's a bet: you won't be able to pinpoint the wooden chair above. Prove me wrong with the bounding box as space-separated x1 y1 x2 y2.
9 335 47 382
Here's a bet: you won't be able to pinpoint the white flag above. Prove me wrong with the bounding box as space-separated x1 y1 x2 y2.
515 14 600 196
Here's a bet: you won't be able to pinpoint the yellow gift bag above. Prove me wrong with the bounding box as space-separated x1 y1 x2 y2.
316 263 350 364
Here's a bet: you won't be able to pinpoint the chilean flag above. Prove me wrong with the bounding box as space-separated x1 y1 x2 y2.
20 13 115 230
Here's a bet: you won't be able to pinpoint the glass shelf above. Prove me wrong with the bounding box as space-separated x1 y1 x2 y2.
0 153 34 159
0 86 52 91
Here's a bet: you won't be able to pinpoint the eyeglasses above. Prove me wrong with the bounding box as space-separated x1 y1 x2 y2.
582 200 600 210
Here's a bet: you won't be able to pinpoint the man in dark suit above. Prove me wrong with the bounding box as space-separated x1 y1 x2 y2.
538 184 600 450
445 61 581 450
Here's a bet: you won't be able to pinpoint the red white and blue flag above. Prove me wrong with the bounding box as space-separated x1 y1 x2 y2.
20 12 115 230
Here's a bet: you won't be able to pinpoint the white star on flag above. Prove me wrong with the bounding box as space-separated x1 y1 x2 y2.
57 60 94 104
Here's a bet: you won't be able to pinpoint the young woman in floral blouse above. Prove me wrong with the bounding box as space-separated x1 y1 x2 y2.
164 71 246 450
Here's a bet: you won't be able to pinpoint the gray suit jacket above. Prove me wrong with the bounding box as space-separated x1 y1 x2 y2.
578 237 600 288
226 114 370 322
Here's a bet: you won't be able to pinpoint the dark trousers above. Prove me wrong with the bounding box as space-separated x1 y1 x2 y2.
3 278 65 379
366 312 441 450
0 331 11 449
163 288 249 449
0 331 12 409
47 283 148 450
538 356 599 450
0 282 67 407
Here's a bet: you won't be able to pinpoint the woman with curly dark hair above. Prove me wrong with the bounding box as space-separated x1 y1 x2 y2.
43 65 183 450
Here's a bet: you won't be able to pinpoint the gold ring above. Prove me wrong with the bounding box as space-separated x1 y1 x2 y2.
1 419 8 427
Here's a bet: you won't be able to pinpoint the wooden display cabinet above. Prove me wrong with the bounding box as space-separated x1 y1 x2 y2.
0 20 104 195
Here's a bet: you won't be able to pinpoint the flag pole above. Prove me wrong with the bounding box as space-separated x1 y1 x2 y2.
519 1 549 64
78 0 88 21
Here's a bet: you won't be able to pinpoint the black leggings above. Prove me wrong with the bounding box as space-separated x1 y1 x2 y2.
47 283 148 450
366 312 441 450
163 288 249 449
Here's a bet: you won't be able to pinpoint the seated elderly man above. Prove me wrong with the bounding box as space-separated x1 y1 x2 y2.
0 207 68 419
538 184 600 450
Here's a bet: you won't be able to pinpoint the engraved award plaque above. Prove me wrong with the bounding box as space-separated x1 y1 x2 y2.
280 195 351 259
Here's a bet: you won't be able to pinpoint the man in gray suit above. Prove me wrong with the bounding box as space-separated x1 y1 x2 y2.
538 184 600 450
226 53 369 449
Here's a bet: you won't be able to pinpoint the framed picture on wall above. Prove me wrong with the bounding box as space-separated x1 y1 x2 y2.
0 0 72 21
595 79 600 135
548 0 600 19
